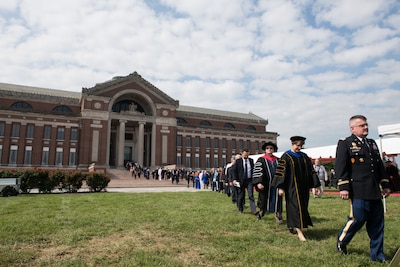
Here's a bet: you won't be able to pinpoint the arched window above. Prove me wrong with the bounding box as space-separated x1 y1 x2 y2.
177 118 187 125
11 101 33 111
200 120 212 127
112 100 145 113
246 125 256 131
52 105 73 113
224 123 235 129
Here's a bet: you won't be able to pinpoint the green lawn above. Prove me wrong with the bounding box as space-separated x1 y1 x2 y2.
0 191 399 266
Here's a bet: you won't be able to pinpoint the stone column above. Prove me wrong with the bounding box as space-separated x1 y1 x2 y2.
118 119 126 168
151 123 156 167
137 121 145 166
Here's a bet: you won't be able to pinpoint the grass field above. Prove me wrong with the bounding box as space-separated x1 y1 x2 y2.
0 190 399 266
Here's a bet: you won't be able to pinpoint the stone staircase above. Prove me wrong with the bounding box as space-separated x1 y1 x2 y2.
106 169 188 188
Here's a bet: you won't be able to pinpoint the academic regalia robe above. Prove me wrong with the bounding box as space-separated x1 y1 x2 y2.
272 151 320 229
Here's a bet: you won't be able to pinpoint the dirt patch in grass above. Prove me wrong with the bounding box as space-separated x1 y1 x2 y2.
23 229 205 266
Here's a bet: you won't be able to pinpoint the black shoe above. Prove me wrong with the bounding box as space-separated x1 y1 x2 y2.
288 228 296 235
337 240 347 255
256 211 263 221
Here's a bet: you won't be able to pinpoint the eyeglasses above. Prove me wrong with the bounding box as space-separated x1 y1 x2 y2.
356 123 368 128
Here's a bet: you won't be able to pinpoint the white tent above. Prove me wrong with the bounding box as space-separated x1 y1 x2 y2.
378 123 400 137
378 123 400 164
249 138 400 162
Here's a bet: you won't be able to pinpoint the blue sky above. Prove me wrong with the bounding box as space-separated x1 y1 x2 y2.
0 0 399 153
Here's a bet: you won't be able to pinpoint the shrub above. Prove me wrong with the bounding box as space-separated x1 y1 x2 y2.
85 172 110 192
1 186 19 197
63 171 85 193
49 170 67 191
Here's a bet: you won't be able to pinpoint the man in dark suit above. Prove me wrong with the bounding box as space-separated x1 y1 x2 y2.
231 149 257 214
335 115 391 263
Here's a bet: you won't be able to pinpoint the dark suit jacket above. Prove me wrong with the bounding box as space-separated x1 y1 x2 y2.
231 157 254 184
335 134 390 199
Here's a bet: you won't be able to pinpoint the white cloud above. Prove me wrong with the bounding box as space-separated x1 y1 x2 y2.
0 0 399 152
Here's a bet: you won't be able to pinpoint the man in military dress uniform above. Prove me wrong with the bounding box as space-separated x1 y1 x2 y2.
335 115 391 263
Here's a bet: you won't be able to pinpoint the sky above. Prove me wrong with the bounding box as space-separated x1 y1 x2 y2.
1 0 400 152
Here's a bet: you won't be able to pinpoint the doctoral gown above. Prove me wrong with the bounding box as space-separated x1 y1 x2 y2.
252 155 282 213
272 151 320 229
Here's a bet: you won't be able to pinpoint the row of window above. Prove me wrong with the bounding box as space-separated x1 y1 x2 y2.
176 152 229 169
0 145 77 166
176 135 259 151
9 102 73 113
177 118 256 131
0 122 78 140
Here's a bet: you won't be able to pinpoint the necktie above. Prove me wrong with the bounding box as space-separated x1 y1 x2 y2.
363 138 370 151
244 159 248 179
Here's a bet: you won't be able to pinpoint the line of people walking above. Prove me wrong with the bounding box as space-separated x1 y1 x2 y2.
223 115 392 263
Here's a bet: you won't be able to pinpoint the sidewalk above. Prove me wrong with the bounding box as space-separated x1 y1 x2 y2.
106 175 205 193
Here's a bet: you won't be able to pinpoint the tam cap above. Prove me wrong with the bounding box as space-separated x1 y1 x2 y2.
262 142 278 151
290 136 306 142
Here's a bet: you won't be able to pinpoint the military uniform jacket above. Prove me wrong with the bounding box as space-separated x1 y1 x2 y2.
335 134 390 200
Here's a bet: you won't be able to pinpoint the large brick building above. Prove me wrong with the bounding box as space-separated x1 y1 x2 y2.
0 72 278 171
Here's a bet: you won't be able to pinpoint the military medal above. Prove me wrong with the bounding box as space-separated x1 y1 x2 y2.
350 142 361 153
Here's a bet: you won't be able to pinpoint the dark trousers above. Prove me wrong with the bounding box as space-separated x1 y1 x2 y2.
236 178 256 213
338 198 385 261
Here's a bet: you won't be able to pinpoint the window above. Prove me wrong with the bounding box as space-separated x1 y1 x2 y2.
247 125 256 131
69 148 76 166
185 153 191 168
206 154 210 169
222 154 226 167
112 100 145 113
56 147 63 165
52 105 72 113
24 146 32 165
42 147 49 165
44 126 51 139
125 133 133 140
231 139 236 149
214 154 218 168
57 127 65 140
176 152 182 166
11 123 20 137
224 123 235 129
26 124 34 138
70 128 78 141
222 138 226 149
177 135 182 147
186 136 191 147
214 138 218 149
195 153 200 169
0 145 2 163
200 121 212 127
206 137 210 148
11 101 33 111
0 122 4 136
195 136 200 148
239 140 243 150
246 140 251 151
9 145 18 165
177 118 187 125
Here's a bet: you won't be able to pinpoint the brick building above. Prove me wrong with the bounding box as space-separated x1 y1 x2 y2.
0 72 277 171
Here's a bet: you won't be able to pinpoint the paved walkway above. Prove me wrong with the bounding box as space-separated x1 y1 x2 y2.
106 174 205 193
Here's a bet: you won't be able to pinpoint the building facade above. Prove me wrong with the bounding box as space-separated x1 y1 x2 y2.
0 72 278 171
